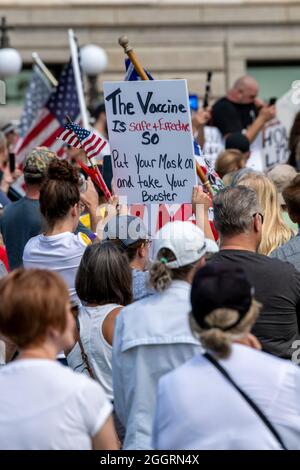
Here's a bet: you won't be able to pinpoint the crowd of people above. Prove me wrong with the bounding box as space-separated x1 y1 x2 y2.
1 73 300 450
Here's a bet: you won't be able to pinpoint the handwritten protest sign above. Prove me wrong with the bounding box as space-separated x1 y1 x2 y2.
103 80 197 205
263 120 289 169
247 120 289 171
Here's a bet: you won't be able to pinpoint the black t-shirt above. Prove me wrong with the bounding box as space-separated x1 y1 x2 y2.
212 97 258 136
209 249 300 359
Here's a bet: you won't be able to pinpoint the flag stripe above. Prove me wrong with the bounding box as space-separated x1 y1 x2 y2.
87 140 107 159
16 116 59 163
84 136 105 155
59 129 73 141
16 110 53 154
70 135 82 148
82 133 97 150
42 126 64 149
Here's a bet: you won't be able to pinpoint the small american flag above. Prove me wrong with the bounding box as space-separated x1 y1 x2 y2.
15 60 80 164
58 122 107 160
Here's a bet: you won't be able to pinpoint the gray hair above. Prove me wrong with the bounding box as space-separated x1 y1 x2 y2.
213 186 261 236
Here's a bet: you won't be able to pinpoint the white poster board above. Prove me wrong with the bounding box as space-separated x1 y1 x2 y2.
104 80 197 205
203 126 224 165
263 120 289 170
247 120 289 172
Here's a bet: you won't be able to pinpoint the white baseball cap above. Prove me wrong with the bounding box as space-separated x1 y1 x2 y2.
153 221 210 269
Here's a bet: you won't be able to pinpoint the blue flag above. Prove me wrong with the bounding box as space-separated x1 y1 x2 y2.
124 58 154 81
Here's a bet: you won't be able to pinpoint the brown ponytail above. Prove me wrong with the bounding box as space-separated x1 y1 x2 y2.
40 159 80 227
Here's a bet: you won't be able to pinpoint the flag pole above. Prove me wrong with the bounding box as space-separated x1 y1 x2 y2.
118 36 148 81
65 115 111 201
118 35 213 196
203 71 212 109
32 52 58 87
68 29 89 130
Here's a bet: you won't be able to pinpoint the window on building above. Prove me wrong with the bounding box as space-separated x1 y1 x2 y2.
247 61 300 102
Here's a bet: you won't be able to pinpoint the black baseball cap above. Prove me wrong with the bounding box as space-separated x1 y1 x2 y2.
191 264 254 331
225 133 250 153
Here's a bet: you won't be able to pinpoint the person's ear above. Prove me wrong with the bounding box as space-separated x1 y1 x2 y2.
235 333 261 351
46 327 61 344
196 255 206 269
200 255 206 267
253 213 262 233
137 245 147 259
71 205 79 218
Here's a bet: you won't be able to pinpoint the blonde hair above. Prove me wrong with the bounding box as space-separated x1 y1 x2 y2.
190 299 261 359
215 150 246 179
238 173 294 255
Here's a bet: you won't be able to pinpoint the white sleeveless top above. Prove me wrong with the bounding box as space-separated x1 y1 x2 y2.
67 303 120 401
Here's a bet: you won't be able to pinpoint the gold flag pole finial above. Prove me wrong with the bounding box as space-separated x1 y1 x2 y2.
118 35 149 81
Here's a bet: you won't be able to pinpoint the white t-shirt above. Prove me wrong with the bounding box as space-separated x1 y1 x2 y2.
0 359 112 450
23 231 90 303
153 344 300 450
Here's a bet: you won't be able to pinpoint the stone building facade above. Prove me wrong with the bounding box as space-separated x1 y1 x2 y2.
1 0 300 108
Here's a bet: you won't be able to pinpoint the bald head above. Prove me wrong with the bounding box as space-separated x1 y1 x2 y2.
230 75 259 104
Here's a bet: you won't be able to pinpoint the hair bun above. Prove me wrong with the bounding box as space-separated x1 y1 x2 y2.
47 159 79 184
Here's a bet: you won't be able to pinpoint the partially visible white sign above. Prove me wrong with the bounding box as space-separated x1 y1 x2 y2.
202 126 224 166
247 120 289 172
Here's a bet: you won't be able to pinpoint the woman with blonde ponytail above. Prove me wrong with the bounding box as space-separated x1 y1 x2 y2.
153 264 300 450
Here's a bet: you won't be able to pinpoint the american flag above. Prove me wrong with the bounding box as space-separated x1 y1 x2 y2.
18 65 52 138
15 60 80 164
58 122 107 160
